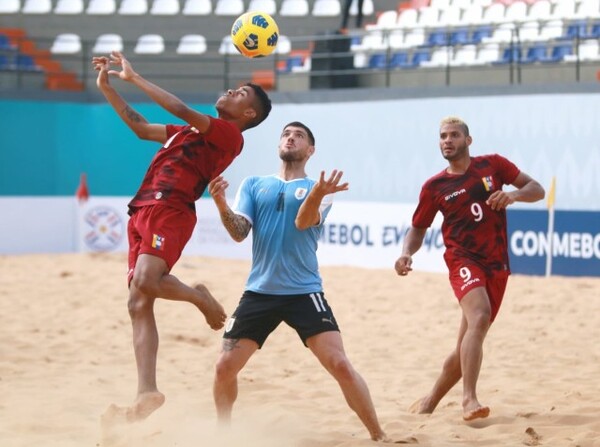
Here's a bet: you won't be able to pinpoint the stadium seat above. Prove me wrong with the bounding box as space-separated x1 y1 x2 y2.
312 0 341 17
528 0 552 21
0 33 16 50
451 0 473 8
0 54 14 70
87 0 116 14
542 42 573 62
15 54 40 71
368 53 387 69
504 1 527 23
248 0 276 15
280 0 309 16
22 0 52 14
560 20 588 40
564 38 600 61
588 22 600 38
438 6 462 27
538 19 564 41
518 21 540 42
219 35 240 54
388 30 405 49
389 51 410 68
575 0 600 19
420 46 451 67
461 4 484 25
134 34 165 54
0 0 20 13
482 22 516 44
410 49 431 66
276 35 292 54
50 33 82 54
396 8 418 28
215 0 243 15
54 0 84 14
451 44 477 66
494 45 522 64
366 10 398 30
521 43 548 63
119 0 148 15
150 0 180 15
352 31 387 51
450 28 471 45
417 7 440 28
182 0 212 15
93 34 123 53
426 30 450 47
402 28 426 47
430 0 451 8
474 42 500 64
550 0 577 20
470 25 493 43
176 34 207 54
481 3 505 24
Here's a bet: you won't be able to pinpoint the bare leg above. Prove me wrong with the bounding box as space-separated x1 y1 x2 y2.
308 332 389 442
213 338 258 423
459 288 491 421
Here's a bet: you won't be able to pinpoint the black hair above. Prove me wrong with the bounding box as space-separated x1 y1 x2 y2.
245 82 272 130
283 121 315 145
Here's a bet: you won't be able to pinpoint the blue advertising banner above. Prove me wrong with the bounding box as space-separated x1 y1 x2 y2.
508 210 600 277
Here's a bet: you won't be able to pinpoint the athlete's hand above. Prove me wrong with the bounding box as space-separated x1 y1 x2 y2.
313 170 349 197
208 176 229 209
395 255 413 276
92 56 111 89
486 190 516 211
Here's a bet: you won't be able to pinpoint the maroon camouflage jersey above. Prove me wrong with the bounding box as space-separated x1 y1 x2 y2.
128 117 243 214
413 154 520 273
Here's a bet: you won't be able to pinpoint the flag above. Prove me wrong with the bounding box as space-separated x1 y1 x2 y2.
75 173 89 203
546 176 556 209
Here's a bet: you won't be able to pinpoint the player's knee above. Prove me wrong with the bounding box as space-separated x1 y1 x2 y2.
214 356 239 382
328 355 355 382
131 272 160 297
127 292 153 317
471 309 491 332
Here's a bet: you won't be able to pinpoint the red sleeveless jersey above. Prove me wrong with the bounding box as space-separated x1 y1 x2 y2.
128 117 243 214
412 154 520 273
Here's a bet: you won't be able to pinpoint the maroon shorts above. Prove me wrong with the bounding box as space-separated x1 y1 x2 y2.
447 260 509 322
127 205 196 284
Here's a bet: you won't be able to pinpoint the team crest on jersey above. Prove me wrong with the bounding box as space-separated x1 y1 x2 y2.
295 187 307 200
482 176 494 192
152 234 165 250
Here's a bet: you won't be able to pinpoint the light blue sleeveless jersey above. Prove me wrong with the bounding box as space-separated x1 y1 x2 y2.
232 175 333 295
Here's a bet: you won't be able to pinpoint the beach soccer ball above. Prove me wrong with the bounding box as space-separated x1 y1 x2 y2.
231 11 279 58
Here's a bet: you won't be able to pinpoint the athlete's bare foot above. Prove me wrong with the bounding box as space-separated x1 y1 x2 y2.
372 433 419 444
463 404 490 421
193 284 227 330
408 397 434 414
102 392 165 425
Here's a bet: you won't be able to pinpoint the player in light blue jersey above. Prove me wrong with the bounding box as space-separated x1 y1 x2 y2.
208 122 390 442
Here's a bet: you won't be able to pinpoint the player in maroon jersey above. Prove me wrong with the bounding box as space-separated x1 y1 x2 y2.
92 51 272 423
394 116 544 421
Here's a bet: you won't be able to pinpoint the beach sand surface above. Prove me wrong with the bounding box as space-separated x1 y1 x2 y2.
1 253 599 446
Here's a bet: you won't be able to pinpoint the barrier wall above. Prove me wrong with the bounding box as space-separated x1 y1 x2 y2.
1 197 598 277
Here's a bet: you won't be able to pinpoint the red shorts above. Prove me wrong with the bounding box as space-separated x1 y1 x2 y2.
127 205 196 284
447 260 509 322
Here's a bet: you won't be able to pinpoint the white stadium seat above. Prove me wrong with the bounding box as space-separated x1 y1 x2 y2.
182 0 212 15
176 34 207 54
93 34 123 53
134 34 165 54
50 33 82 53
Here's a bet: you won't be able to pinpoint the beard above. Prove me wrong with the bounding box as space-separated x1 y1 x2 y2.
442 142 468 161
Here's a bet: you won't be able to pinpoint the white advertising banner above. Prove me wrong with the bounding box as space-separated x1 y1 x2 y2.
73 197 445 272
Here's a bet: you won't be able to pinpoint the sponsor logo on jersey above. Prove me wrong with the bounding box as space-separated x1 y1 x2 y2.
460 277 481 291
482 176 494 192
295 187 307 200
445 188 466 201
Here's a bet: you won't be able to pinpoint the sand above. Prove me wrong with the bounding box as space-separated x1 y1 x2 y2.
1 253 599 447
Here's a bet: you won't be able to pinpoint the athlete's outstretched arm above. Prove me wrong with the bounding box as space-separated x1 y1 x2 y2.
208 176 251 242
92 55 166 143
395 226 427 276
296 170 349 230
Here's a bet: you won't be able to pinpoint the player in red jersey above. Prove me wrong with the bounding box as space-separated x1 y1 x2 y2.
395 116 544 421
92 51 272 423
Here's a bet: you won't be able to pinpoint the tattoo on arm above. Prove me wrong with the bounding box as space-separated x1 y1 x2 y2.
222 338 240 352
221 209 251 241
123 105 145 123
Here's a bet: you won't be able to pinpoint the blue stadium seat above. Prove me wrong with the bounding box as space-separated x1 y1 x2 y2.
493 46 521 65
15 54 40 71
0 33 15 51
560 21 587 40
522 44 548 64
426 30 449 47
411 49 431 66
368 53 387 69
541 43 573 63
389 52 409 68
470 25 493 44
449 28 470 46
0 54 14 70
283 55 304 72
585 22 600 39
